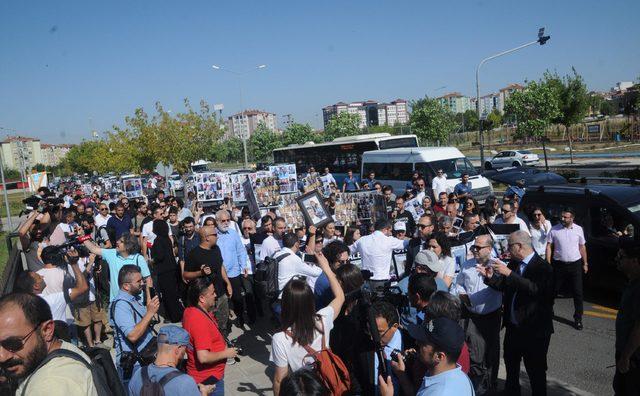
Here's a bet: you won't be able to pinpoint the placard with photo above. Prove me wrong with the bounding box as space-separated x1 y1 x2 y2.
122 178 144 198
194 172 229 202
296 190 332 228
254 171 281 207
269 164 298 194
229 173 255 202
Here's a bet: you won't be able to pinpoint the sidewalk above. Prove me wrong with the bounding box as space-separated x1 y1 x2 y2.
222 318 594 396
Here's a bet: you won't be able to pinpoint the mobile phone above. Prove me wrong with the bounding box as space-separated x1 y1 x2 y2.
148 286 157 300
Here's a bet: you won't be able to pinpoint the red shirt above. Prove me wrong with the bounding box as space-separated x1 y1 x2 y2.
458 342 470 374
182 307 226 383
433 204 446 214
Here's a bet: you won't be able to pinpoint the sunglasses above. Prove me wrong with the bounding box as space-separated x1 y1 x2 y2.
418 224 433 229
1 323 42 353
207 233 218 237
242 227 253 230
219 219 230 223
100 208 108 211
470 245 491 251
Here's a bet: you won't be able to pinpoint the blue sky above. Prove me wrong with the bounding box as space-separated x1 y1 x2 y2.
1 0 638 143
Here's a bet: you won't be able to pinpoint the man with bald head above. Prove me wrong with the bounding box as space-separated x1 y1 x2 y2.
215 210 249 329
454 234 502 390
183 225 233 336
477 230 554 396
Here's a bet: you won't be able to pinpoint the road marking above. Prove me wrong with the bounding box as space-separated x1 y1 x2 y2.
584 310 616 320
591 304 618 314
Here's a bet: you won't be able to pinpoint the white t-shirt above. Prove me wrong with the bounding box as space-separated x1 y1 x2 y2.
94 213 111 229
141 220 172 246
530 220 552 258
276 248 323 298
260 235 281 262
270 305 335 372
495 216 531 236
437 255 456 280
77 257 96 302
432 176 449 197
37 266 73 322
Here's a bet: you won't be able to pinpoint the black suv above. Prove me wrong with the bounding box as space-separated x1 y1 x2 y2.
520 181 640 294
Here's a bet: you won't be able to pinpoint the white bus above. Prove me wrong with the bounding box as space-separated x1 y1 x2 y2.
272 133 418 185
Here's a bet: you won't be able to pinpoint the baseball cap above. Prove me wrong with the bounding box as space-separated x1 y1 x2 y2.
414 250 444 273
394 222 406 232
157 325 191 349
406 317 465 356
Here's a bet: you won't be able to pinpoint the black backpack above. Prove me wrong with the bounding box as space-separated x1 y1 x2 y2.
255 252 290 299
20 347 123 396
139 366 184 396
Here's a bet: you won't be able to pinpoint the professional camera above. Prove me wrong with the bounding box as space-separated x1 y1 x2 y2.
45 235 92 262
228 339 244 356
22 194 64 215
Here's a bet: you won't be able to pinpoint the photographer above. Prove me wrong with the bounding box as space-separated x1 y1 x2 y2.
111 265 160 387
82 232 153 302
49 208 79 246
29 247 88 326
17 208 50 271
182 277 237 396
72 252 107 348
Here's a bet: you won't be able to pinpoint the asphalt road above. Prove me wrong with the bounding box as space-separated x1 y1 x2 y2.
532 288 618 396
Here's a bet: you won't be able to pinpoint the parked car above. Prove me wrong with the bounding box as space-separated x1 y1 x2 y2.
485 168 567 187
519 180 640 295
485 150 539 170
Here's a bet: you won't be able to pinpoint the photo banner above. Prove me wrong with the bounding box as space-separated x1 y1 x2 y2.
122 178 144 198
194 172 229 202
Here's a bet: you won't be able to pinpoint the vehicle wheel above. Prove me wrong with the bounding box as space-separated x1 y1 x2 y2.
512 161 522 167
484 162 492 170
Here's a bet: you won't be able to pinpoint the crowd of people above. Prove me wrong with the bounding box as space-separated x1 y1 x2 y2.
0 169 637 396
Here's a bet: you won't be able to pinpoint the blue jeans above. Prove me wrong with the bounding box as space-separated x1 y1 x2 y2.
211 377 224 395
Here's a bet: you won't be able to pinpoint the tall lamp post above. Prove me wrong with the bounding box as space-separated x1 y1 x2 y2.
476 27 550 168
0 149 12 229
212 64 267 169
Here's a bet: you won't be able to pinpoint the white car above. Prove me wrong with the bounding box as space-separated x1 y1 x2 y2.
485 150 539 170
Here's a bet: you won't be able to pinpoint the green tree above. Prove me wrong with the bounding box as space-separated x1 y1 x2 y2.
456 110 479 132
600 100 615 116
282 123 317 146
588 94 603 116
248 122 283 162
409 97 457 144
3 168 21 180
323 112 361 141
545 68 590 163
215 137 244 163
485 109 503 130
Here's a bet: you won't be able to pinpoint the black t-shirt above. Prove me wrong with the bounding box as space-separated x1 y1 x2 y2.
185 245 225 296
394 210 416 235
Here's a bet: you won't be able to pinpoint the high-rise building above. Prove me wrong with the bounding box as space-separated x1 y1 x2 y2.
322 99 408 128
226 110 277 139
41 144 74 166
497 83 524 114
436 93 472 114
0 136 42 171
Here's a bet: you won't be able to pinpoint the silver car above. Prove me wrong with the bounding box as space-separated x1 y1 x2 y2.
485 150 540 170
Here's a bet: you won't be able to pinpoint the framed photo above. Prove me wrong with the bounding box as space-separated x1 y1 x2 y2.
296 190 332 228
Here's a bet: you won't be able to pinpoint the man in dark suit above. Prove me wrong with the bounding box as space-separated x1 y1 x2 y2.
477 230 554 396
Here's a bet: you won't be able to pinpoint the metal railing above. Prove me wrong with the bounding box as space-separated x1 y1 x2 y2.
0 232 23 295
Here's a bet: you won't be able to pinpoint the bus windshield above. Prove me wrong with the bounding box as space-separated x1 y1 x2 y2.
428 157 479 179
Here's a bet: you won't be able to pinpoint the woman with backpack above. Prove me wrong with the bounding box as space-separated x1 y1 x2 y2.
270 251 346 395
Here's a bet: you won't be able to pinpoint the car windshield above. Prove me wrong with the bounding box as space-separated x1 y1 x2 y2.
429 157 478 179
628 202 640 218
518 150 532 154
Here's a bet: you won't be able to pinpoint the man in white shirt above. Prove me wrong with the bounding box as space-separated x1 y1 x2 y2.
495 202 530 236
259 217 287 262
431 169 449 199
321 167 337 186
275 233 322 298
350 219 408 285
454 234 503 389
94 203 111 229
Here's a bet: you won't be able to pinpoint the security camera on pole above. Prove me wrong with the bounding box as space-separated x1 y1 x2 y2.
475 27 550 168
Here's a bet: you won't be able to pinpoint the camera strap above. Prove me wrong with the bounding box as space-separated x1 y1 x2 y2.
195 306 233 346
110 298 158 355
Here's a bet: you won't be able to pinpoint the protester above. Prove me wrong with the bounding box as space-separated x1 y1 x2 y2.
111 265 159 386
426 232 456 288
260 217 287 262
150 219 184 323
279 369 329 396
455 234 502 391
215 210 249 329
106 203 134 245
17 209 49 271
183 277 237 396
94 202 112 229
177 216 201 281
128 325 213 396
406 215 436 275
183 226 233 336
342 169 360 192
270 251 344 395
314 240 350 310
529 207 552 259
276 233 323 301
478 230 554 396
431 169 448 199
392 196 416 236
141 203 173 262
495 201 530 235
0 293 99 395
546 207 588 330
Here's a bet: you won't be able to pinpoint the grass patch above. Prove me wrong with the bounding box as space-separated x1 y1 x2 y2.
0 191 29 218
0 232 9 277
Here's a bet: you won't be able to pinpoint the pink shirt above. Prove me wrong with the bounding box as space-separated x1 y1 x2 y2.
546 223 585 262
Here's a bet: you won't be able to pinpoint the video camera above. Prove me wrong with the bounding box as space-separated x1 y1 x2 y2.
22 193 64 215
43 235 92 266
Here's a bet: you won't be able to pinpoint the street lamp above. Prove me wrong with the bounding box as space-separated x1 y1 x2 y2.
211 64 267 169
476 27 550 168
